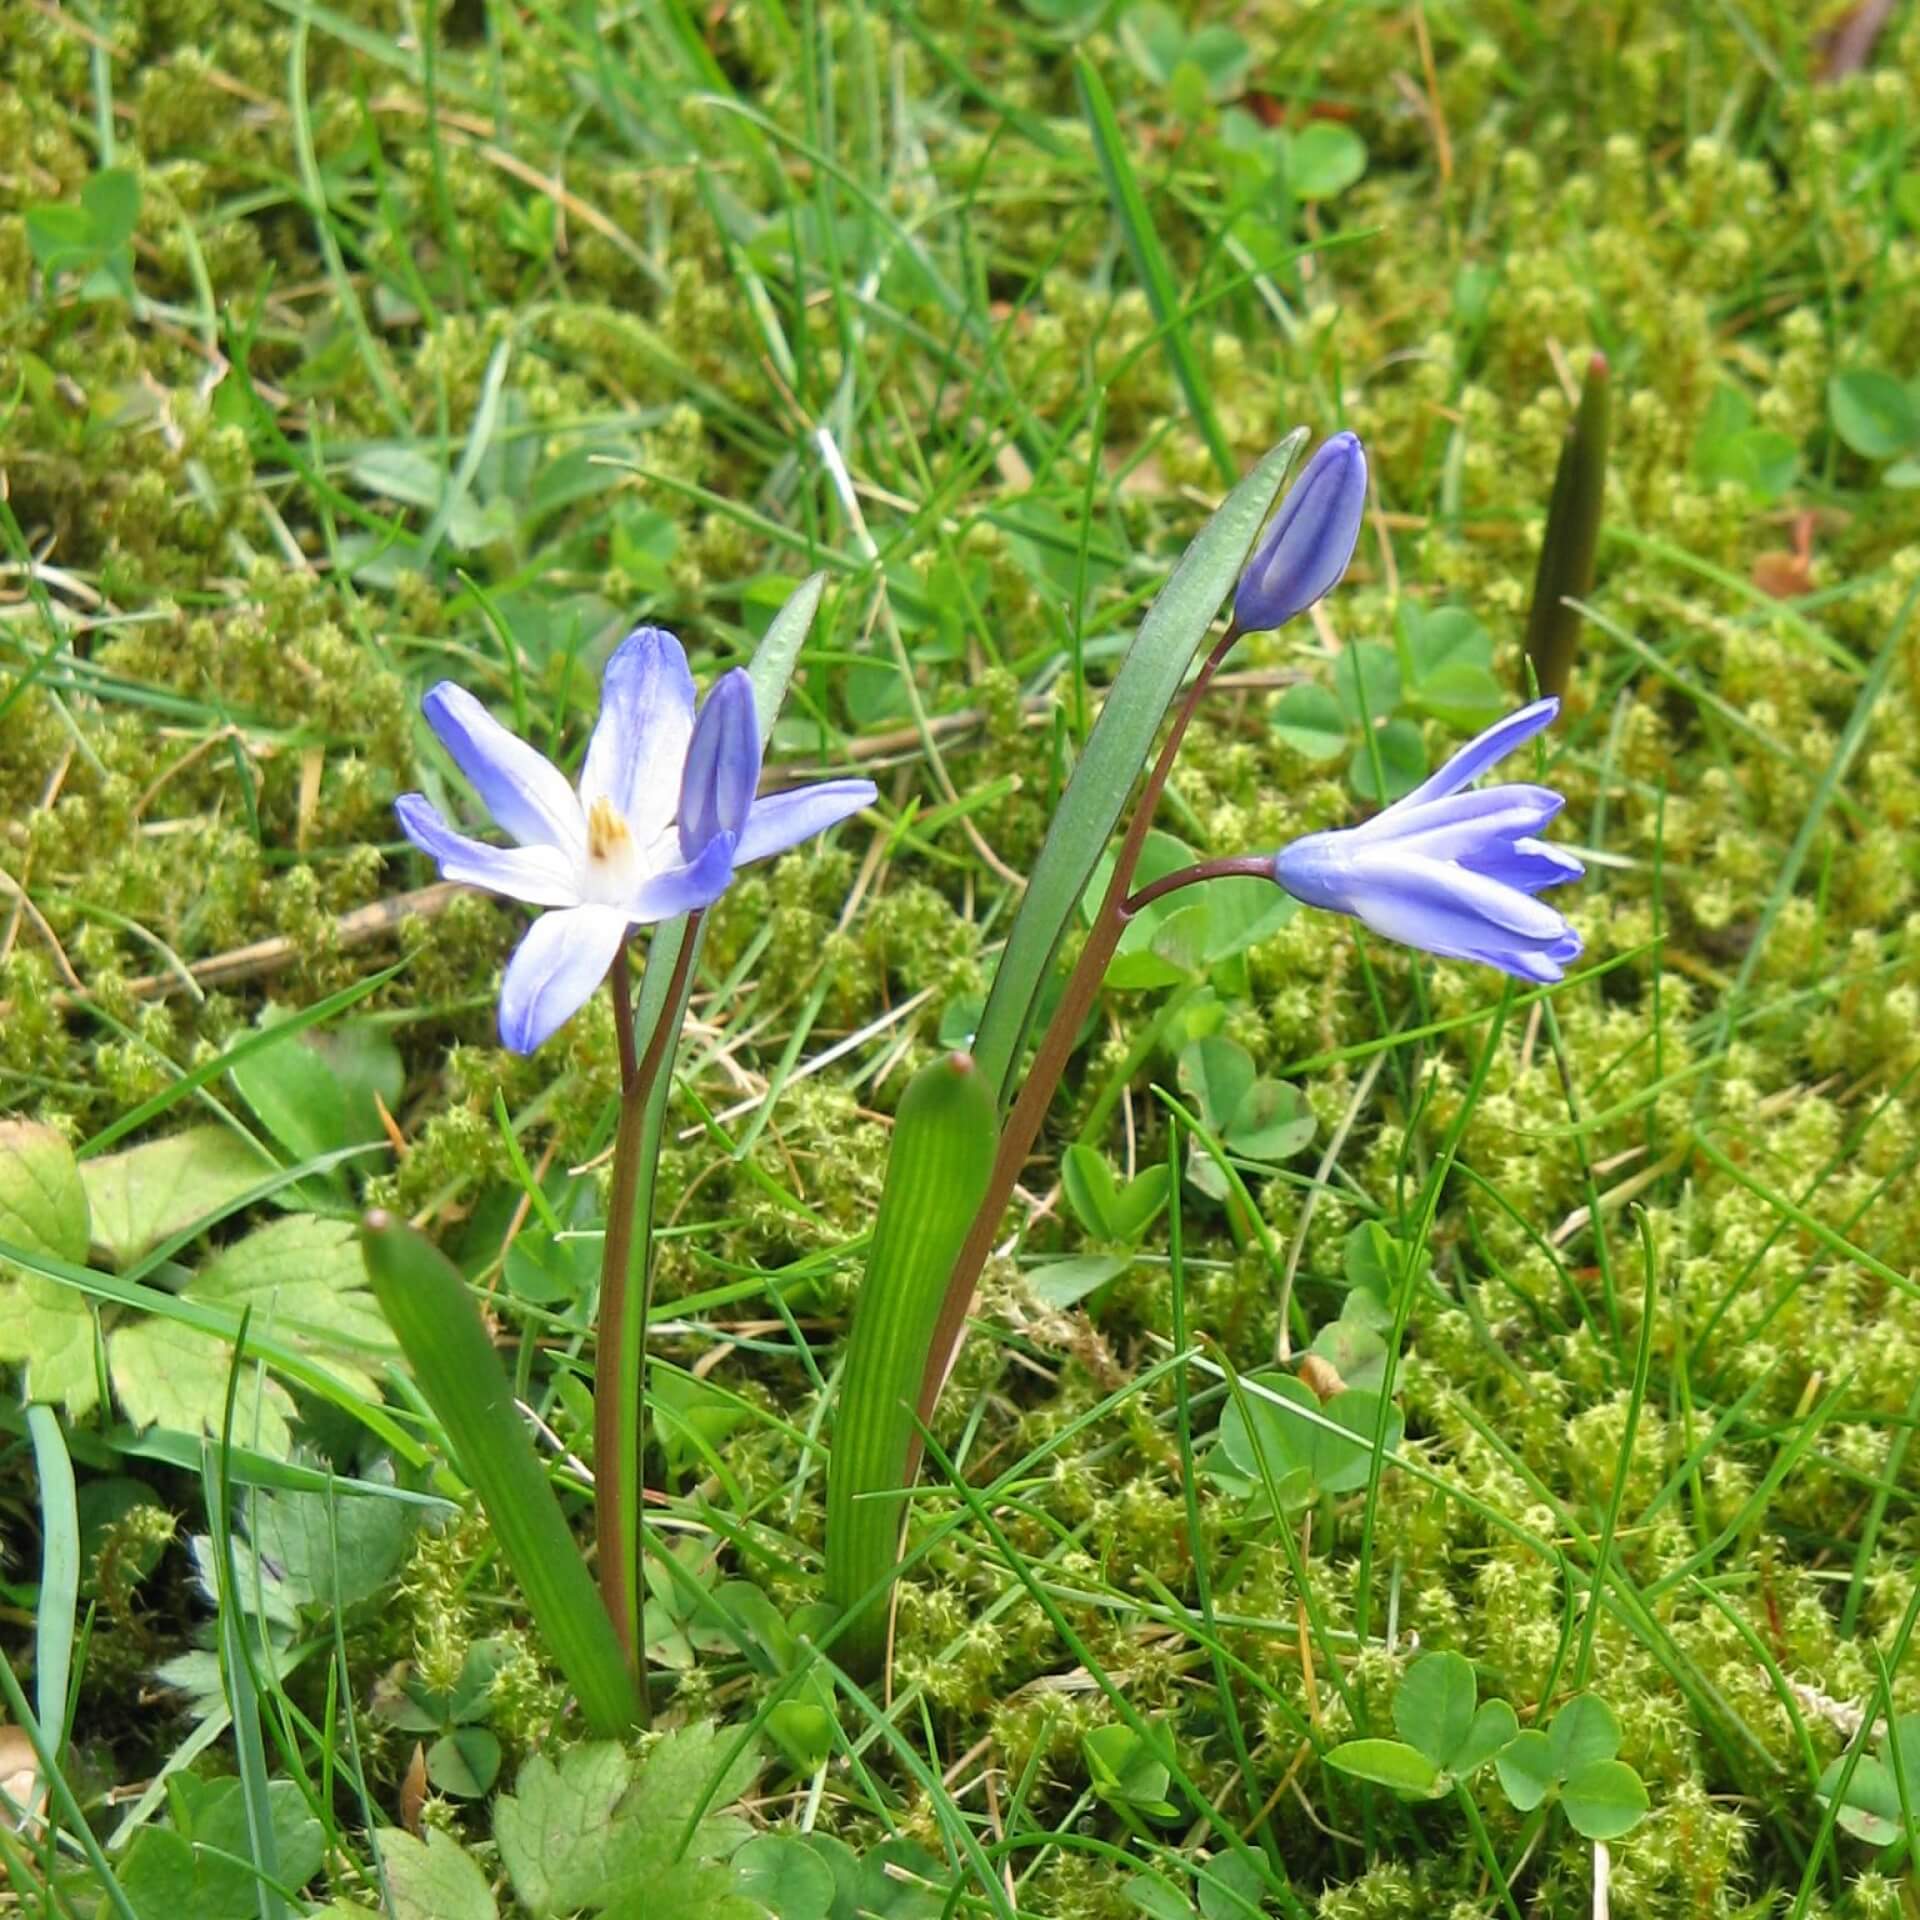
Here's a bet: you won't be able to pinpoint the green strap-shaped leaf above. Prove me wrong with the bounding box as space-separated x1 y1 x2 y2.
361 1211 641 1735
825 1053 998 1676
969 437 1304 1104
1524 351 1609 701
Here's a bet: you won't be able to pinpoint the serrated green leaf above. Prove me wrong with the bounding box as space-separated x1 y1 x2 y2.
248 1476 417 1614
374 1827 498 1920
193 1215 393 1358
80 1126 273 1268
1324 1738 1440 1796
0 1121 90 1268
110 1316 297 1456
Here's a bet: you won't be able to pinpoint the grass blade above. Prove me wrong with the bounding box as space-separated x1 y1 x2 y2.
1075 51 1236 487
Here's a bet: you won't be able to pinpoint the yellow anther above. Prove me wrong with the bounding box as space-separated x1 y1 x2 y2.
587 795 631 861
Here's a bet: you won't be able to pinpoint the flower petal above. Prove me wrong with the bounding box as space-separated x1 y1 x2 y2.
422 683 584 855
497 904 630 1053
627 829 739 923
396 795 582 907
1388 698 1562 813
1353 848 1571 940
1459 836 1584 894
1377 791 1567 863
1235 432 1368 632
736 779 877 867
1350 888 1579 982
679 670 761 860
579 626 697 846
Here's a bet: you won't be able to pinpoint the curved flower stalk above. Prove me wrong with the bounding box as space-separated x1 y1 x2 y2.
397 626 876 1051
1273 697 1583 981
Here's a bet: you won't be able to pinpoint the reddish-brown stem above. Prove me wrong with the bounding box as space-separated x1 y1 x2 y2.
594 914 702 1721
1122 854 1277 919
913 622 1244 1437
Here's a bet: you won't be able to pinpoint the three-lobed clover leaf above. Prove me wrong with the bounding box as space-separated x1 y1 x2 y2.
1495 1693 1649 1840
1213 1370 1405 1514
1326 1651 1518 1799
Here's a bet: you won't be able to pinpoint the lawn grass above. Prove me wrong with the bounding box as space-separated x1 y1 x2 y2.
3 1 1920 1916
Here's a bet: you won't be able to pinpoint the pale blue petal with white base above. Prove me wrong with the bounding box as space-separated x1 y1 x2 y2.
497 904 632 1054
579 626 696 844
395 794 582 907
421 682 584 855
736 779 878 867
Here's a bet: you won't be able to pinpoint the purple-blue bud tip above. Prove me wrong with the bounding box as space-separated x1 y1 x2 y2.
1235 431 1368 633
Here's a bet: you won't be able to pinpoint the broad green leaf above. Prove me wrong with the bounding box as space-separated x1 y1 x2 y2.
1324 1738 1439 1796
1308 1388 1404 1494
1547 1693 1622 1776
1818 1754 1902 1846
1124 1874 1195 1920
969 438 1304 1100
248 1478 417 1614
193 1214 393 1357
1195 1851 1264 1920
1289 123 1367 199
374 1827 498 1920
1063 1144 1122 1239
1085 1723 1178 1817
428 1727 502 1798
1348 718 1428 803
1308 1307 1387 1396
494 1744 637 1914
1698 426 1800 502
1216 1370 1311 1507
1343 1221 1401 1301
732 1834 836 1919
1226 1078 1315 1161
111 1316 297 1455
1560 1759 1650 1840
1111 1164 1172 1241
1829 369 1920 461
1025 1253 1132 1308
1399 604 1492 682
1408 660 1507 732
1394 1651 1478 1773
1453 1698 1520 1778
80 1126 274 1268
1271 682 1349 762
1178 1036 1256 1136
0 1276 99 1415
1495 1729 1556 1812
1332 642 1400 726
0 1121 90 1268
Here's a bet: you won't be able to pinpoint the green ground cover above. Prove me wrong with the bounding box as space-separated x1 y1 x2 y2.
3 1 1920 1914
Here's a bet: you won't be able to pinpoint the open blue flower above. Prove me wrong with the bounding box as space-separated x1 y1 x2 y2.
1273 697 1583 983
397 627 877 1052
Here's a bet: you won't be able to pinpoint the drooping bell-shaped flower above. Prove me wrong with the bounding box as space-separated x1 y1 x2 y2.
1273 697 1583 983
396 627 876 1052
1235 431 1369 633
